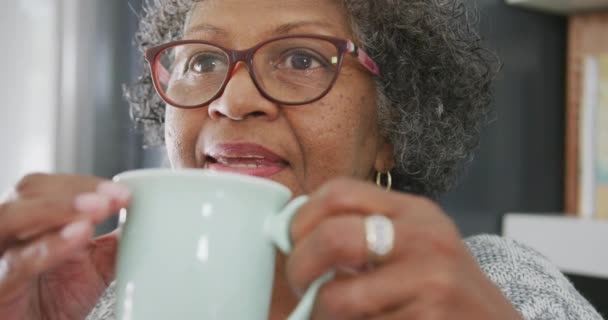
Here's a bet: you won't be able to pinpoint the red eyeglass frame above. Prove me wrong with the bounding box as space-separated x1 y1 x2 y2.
145 34 381 108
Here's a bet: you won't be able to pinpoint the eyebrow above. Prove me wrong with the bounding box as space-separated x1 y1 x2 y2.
184 20 339 39
273 21 338 35
184 23 227 38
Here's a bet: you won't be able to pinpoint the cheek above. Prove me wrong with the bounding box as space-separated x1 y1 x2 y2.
297 92 379 184
165 108 202 167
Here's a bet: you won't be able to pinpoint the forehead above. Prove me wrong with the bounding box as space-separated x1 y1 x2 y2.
184 0 351 45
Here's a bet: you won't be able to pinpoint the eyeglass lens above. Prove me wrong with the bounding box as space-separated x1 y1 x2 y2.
153 37 341 107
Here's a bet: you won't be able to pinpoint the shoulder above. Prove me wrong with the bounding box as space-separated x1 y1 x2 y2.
464 234 557 272
464 234 604 320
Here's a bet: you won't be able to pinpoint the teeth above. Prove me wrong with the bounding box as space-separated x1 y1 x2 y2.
215 155 264 159
222 163 261 168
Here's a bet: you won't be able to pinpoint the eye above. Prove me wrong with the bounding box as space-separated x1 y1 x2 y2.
277 50 326 70
187 53 228 74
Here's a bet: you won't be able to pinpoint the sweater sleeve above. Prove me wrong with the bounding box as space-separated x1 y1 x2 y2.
465 234 604 320
86 281 117 320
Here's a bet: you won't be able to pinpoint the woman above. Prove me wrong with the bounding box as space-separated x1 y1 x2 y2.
0 0 602 319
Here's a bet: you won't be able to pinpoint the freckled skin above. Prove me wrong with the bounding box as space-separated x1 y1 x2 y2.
163 0 395 318
165 0 395 198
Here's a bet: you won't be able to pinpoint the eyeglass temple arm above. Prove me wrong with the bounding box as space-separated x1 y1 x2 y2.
154 60 171 86
145 48 169 86
346 41 381 77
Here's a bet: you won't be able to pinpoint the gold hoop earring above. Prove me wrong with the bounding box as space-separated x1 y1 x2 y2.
375 171 392 191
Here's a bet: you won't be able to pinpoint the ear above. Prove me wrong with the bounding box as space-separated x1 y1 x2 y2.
374 138 395 173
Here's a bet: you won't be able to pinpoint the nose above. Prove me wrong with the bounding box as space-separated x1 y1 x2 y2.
208 62 280 121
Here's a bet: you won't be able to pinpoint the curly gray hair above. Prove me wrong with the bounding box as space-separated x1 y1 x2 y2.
124 0 499 198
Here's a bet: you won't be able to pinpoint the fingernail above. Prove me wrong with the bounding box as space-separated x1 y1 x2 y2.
22 243 49 259
97 182 131 202
61 220 91 239
74 193 111 214
0 259 10 279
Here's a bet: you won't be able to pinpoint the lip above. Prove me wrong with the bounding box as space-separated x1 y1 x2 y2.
204 143 288 178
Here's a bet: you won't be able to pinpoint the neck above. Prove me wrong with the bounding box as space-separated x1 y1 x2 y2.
269 252 300 320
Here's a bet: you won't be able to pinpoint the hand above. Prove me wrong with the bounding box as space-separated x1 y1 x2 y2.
0 173 130 320
287 178 522 320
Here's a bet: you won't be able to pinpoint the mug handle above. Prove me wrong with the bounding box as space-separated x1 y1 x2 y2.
265 196 335 320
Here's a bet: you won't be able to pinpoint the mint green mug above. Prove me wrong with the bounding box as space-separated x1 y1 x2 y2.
113 169 331 320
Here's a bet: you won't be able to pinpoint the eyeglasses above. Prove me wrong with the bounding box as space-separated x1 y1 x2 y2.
145 35 381 108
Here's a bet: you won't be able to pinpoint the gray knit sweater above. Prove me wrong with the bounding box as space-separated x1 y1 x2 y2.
86 235 604 320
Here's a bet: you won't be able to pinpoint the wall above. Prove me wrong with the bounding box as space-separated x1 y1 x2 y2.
0 0 60 191
440 0 567 237
0 0 142 194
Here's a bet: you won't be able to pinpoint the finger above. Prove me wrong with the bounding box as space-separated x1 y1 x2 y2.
96 182 132 211
369 306 413 320
89 229 121 285
287 215 368 295
0 220 94 297
13 173 116 200
0 194 111 246
311 261 414 319
291 178 417 243
289 211 425 297
0 185 129 251
318 252 495 320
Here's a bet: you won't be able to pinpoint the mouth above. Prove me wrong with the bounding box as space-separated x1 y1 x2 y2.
204 143 288 178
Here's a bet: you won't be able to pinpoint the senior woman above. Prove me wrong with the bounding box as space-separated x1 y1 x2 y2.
0 0 603 319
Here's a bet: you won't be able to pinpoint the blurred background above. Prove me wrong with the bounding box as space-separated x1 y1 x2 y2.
0 0 605 314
